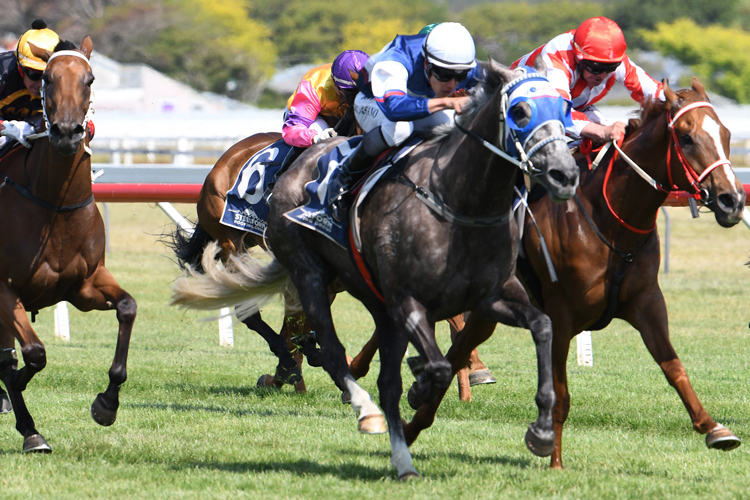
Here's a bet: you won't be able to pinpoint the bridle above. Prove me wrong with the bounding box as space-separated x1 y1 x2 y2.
595 100 731 233
31 49 95 156
454 69 570 177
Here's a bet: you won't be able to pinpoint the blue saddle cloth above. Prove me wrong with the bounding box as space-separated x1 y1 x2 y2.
283 137 363 248
220 139 293 235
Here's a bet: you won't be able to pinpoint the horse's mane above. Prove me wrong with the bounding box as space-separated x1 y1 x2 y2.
432 60 506 141
625 87 701 138
54 40 77 52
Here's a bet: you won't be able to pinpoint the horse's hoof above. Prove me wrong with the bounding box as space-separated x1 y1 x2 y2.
469 369 497 386
341 390 351 404
23 434 51 453
398 471 420 481
91 393 118 426
525 426 554 457
406 384 422 410
0 393 11 414
256 374 276 388
358 414 387 434
706 424 742 451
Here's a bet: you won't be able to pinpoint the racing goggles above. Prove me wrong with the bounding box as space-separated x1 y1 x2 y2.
428 64 469 83
581 60 620 75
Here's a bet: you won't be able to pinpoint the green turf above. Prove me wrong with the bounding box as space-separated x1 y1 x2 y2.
0 203 748 499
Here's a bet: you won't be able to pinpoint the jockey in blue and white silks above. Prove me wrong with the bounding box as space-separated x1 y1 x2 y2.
327 22 482 220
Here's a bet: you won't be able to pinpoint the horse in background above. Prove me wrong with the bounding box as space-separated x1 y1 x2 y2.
169 108 360 392
171 58 580 478
401 77 744 467
0 36 136 453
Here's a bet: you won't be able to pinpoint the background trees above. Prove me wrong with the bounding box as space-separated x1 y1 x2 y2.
1 0 749 103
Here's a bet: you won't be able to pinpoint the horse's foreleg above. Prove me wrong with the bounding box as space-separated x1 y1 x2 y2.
393 297 452 408
0 345 50 452
403 313 496 445
375 315 418 479
278 311 309 393
479 276 555 458
627 292 741 451
68 266 136 427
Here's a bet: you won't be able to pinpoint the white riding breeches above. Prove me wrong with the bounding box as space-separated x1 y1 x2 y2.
353 93 456 147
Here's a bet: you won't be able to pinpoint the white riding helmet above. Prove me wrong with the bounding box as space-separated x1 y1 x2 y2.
422 22 477 70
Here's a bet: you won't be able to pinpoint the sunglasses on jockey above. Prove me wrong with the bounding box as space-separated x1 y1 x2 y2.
581 59 620 75
19 64 44 81
427 63 470 83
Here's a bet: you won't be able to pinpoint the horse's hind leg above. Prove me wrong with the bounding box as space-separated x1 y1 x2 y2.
241 311 302 389
68 266 136 427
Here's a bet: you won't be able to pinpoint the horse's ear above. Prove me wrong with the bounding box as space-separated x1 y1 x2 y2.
488 57 514 83
532 54 547 76
80 35 93 59
27 42 51 63
691 77 709 101
662 78 677 105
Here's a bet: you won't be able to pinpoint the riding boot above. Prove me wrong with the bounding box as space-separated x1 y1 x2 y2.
327 127 388 221
263 145 304 204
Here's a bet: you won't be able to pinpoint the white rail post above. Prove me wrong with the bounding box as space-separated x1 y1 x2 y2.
576 330 593 367
219 308 234 347
54 302 71 341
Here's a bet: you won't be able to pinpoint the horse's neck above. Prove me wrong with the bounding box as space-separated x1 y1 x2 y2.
434 100 517 216
29 142 92 205
590 116 672 232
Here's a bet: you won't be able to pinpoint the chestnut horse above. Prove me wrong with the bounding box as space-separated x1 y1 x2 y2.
171 59 580 478
0 37 136 453
400 78 744 467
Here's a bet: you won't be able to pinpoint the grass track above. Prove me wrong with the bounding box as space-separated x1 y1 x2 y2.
0 203 748 499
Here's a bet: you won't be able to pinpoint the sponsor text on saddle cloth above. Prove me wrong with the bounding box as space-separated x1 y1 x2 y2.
220 139 293 235
284 136 419 249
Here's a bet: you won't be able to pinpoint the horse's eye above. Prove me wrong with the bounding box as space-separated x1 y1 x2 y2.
680 133 694 147
511 102 531 128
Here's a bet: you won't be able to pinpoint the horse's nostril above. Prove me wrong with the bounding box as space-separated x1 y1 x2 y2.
717 193 738 212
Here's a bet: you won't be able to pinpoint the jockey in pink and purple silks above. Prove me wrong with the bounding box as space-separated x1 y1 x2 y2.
282 50 369 148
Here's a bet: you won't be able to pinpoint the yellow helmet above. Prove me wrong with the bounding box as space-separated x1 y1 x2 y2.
16 19 60 72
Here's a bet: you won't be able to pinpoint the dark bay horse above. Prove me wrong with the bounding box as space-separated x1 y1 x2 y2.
170 132 312 392
400 77 745 467
171 59 580 478
0 37 136 452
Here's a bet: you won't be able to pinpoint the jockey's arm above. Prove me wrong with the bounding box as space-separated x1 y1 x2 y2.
580 121 626 143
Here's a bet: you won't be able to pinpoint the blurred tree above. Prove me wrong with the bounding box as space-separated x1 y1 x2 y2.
640 19 750 103
605 0 743 49
458 1 603 64
250 0 447 66
90 0 276 102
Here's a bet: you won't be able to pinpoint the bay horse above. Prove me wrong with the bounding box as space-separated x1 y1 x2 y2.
399 77 745 468
171 59 580 478
169 108 360 392
170 132 311 392
0 36 136 453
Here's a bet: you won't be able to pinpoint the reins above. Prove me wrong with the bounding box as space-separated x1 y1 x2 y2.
0 49 96 212
594 100 729 233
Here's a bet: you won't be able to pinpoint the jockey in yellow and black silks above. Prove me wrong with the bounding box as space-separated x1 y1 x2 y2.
0 19 60 150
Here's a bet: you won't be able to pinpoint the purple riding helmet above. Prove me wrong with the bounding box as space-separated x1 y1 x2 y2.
331 50 369 98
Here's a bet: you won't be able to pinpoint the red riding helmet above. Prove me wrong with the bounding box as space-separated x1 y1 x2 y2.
572 17 626 63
